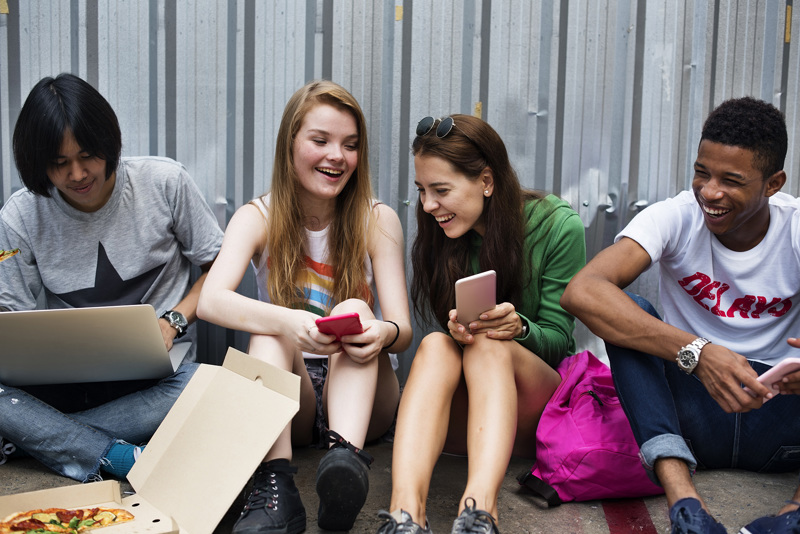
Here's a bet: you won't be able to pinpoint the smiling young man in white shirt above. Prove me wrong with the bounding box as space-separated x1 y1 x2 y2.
562 96 800 534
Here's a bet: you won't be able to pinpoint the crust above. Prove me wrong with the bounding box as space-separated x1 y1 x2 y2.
0 507 134 534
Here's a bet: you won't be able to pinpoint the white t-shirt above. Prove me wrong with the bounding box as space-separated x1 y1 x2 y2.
617 190 800 366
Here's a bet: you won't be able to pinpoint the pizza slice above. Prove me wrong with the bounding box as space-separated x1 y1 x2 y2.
0 249 19 263
0 507 134 534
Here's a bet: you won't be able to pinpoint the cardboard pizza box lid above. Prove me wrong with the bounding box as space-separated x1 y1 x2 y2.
125 347 300 534
0 348 296 534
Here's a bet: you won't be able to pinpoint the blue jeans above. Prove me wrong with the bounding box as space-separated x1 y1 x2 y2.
606 294 800 486
0 361 198 482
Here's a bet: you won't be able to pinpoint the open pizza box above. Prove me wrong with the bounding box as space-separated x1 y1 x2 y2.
0 347 300 534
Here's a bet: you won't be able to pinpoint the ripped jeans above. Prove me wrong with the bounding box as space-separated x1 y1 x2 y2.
0 361 197 482
606 294 800 486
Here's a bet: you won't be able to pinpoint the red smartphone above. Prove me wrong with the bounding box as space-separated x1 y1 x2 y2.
315 313 364 340
455 270 497 326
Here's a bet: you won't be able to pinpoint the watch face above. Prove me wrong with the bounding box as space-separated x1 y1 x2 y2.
174 312 188 328
165 311 187 329
678 349 696 369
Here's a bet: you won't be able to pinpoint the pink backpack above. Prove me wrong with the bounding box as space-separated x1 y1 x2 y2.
517 350 663 505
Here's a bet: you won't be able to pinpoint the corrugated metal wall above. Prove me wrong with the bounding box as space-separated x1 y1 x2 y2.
2 0 798 378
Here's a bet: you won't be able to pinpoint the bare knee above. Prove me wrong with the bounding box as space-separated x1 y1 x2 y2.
248 333 297 369
413 332 461 368
463 335 514 370
329 298 374 319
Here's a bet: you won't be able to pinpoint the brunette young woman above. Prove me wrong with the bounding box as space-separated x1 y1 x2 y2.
376 115 585 534
198 80 411 534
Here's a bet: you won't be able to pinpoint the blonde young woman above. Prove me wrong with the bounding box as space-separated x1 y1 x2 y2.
197 80 411 534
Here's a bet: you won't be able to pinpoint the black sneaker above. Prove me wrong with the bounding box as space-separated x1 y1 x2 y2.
376 510 432 533
316 431 373 531
669 498 727 534
232 459 306 534
450 498 499 534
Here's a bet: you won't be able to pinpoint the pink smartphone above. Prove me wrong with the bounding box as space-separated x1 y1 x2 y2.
455 270 497 326
315 312 364 340
757 357 800 396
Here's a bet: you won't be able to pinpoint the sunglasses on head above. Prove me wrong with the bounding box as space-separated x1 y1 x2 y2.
416 116 486 160
415 116 458 138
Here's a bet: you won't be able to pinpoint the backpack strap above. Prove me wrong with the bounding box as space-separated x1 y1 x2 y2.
517 468 564 507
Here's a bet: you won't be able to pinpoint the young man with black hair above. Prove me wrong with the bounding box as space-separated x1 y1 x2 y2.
0 73 223 482
562 96 800 534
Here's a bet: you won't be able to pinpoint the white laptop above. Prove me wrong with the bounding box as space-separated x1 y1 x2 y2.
0 304 189 386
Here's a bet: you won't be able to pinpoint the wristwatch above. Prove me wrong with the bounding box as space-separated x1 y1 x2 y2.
161 310 188 338
676 337 711 374
520 323 529 338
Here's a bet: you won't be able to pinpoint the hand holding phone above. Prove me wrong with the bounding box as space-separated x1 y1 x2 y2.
756 357 800 399
315 312 364 341
455 270 497 327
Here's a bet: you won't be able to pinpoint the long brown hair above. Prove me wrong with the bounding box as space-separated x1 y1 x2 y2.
261 80 374 311
410 114 547 329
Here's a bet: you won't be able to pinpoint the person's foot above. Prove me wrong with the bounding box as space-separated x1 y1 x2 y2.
316 444 370 530
100 442 143 478
232 459 306 534
376 510 432 533
739 508 800 534
450 498 499 534
669 498 727 534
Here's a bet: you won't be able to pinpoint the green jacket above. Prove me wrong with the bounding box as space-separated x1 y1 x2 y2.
467 195 586 367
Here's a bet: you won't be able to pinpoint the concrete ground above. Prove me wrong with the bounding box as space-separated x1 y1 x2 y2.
1 442 797 533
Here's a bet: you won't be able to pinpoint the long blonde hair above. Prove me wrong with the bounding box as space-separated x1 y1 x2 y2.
263 80 374 311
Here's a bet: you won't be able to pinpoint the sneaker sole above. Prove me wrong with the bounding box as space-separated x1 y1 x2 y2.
316 454 368 531
232 511 306 534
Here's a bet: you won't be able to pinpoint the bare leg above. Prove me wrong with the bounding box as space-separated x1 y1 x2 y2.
323 299 399 448
778 486 800 515
247 333 317 462
655 458 703 509
457 335 560 521
389 333 464 525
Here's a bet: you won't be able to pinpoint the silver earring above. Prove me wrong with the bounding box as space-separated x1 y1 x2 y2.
484 190 489 195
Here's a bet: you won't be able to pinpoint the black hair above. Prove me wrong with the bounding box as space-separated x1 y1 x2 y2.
12 73 122 196
700 96 787 179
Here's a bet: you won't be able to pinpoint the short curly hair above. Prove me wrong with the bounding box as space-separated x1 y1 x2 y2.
700 96 787 179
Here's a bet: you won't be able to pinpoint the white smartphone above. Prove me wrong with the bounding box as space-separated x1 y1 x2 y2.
757 357 800 396
455 270 497 327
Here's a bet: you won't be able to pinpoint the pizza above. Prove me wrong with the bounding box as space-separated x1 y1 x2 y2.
0 249 19 263
0 507 134 534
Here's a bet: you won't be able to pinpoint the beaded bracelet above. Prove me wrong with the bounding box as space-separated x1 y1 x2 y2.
383 320 400 350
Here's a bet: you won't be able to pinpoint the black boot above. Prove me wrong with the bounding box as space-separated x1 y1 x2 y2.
315 430 373 531
233 459 306 534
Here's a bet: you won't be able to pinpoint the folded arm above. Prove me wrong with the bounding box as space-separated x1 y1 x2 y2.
561 237 769 412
